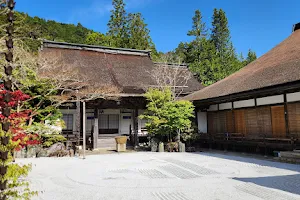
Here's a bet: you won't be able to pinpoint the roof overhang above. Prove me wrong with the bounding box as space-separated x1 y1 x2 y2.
192 80 300 108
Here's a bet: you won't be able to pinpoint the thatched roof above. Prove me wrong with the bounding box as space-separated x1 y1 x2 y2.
184 26 300 102
40 41 203 96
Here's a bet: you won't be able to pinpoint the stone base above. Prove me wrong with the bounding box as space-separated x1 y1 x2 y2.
116 144 126 152
179 143 186 152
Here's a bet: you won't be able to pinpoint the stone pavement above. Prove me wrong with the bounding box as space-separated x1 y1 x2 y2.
18 152 300 200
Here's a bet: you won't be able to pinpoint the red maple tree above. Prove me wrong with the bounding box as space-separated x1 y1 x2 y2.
0 85 40 150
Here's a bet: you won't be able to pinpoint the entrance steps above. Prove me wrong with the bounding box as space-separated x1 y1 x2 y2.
276 150 300 164
97 137 116 150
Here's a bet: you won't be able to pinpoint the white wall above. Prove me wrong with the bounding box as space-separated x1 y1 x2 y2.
287 92 300 103
219 102 232 110
233 99 255 108
257 95 284 106
197 111 207 133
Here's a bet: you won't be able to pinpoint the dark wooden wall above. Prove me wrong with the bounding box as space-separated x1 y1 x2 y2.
207 102 300 139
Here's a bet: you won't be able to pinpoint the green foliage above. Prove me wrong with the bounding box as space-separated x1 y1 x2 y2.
127 13 154 50
0 129 37 199
140 88 194 139
85 32 112 46
244 49 257 65
25 122 66 147
167 8 257 86
107 0 129 48
187 10 207 39
40 134 67 148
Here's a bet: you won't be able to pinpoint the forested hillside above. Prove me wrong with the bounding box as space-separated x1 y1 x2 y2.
6 0 257 86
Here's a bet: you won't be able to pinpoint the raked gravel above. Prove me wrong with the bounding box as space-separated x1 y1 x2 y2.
18 152 300 200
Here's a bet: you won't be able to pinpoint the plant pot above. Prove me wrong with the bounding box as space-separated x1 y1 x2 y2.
158 142 164 152
115 136 127 144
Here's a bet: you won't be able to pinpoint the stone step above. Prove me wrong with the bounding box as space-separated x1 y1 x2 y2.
280 151 300 159
97 138 116 149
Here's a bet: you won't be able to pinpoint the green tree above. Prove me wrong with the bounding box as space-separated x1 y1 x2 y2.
85 32 112 46
210 8 241 82
187 10 207 39
244 49 257 65
140 88 194 140
127 13 154 50
107 0 128 48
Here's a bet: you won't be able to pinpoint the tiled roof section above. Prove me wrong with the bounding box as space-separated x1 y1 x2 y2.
184 29 300 101
41 41 203 95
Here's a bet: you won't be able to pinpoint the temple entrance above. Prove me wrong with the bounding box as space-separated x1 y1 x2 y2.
99 114 119 135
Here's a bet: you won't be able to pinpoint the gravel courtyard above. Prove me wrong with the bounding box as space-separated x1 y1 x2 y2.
19 152 300 200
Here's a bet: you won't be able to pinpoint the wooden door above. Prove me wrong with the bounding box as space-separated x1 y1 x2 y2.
226 111 234 133
234 109 246 135
271 105 286 138
287 103 300 138
245 108 259 136
257 106 272 137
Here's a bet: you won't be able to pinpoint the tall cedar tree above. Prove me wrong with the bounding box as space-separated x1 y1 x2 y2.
187 10 207 39
245 49 257 65
210 8 241 81
127 13 154 50
107 0 128 48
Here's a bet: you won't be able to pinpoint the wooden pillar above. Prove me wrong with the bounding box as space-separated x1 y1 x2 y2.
194 108 199 133
83 101 86 159
284 93 290 137
93 108 99 149
134 108 139 148
75 100 81 135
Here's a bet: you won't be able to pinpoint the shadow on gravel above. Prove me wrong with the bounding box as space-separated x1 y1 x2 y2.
233 174 300 195
191 152 300 172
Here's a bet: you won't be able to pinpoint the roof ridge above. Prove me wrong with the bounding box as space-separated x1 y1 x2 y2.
42 40 151 56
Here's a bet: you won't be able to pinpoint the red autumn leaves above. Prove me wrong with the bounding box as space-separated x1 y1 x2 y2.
0 85 40 150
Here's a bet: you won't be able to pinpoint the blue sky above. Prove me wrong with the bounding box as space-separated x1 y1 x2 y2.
16 0 299 57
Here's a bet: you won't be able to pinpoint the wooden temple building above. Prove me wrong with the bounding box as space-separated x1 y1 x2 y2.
40 40 203 149
184 23 300 152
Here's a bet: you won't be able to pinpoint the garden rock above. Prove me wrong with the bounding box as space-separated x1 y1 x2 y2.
47 143 68 157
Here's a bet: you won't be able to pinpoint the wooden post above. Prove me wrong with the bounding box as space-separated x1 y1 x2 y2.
93 108 99 149
83 101 86 159
283 93 290 137
134 108 139 149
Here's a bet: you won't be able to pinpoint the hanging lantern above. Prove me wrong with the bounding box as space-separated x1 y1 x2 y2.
0 136 9 145
4 66 12 76
0 166 7 176
7 0 15 9
2 107 10 118
0 180 7 190
4 80 12 90
2 122 10 132
5 52 13 62
6 39 13 49
6 26 13 35
4 93 11 103
0 151 8 161
7 11 13 22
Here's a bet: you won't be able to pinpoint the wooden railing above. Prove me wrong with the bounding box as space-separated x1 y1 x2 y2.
197 132 299 152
